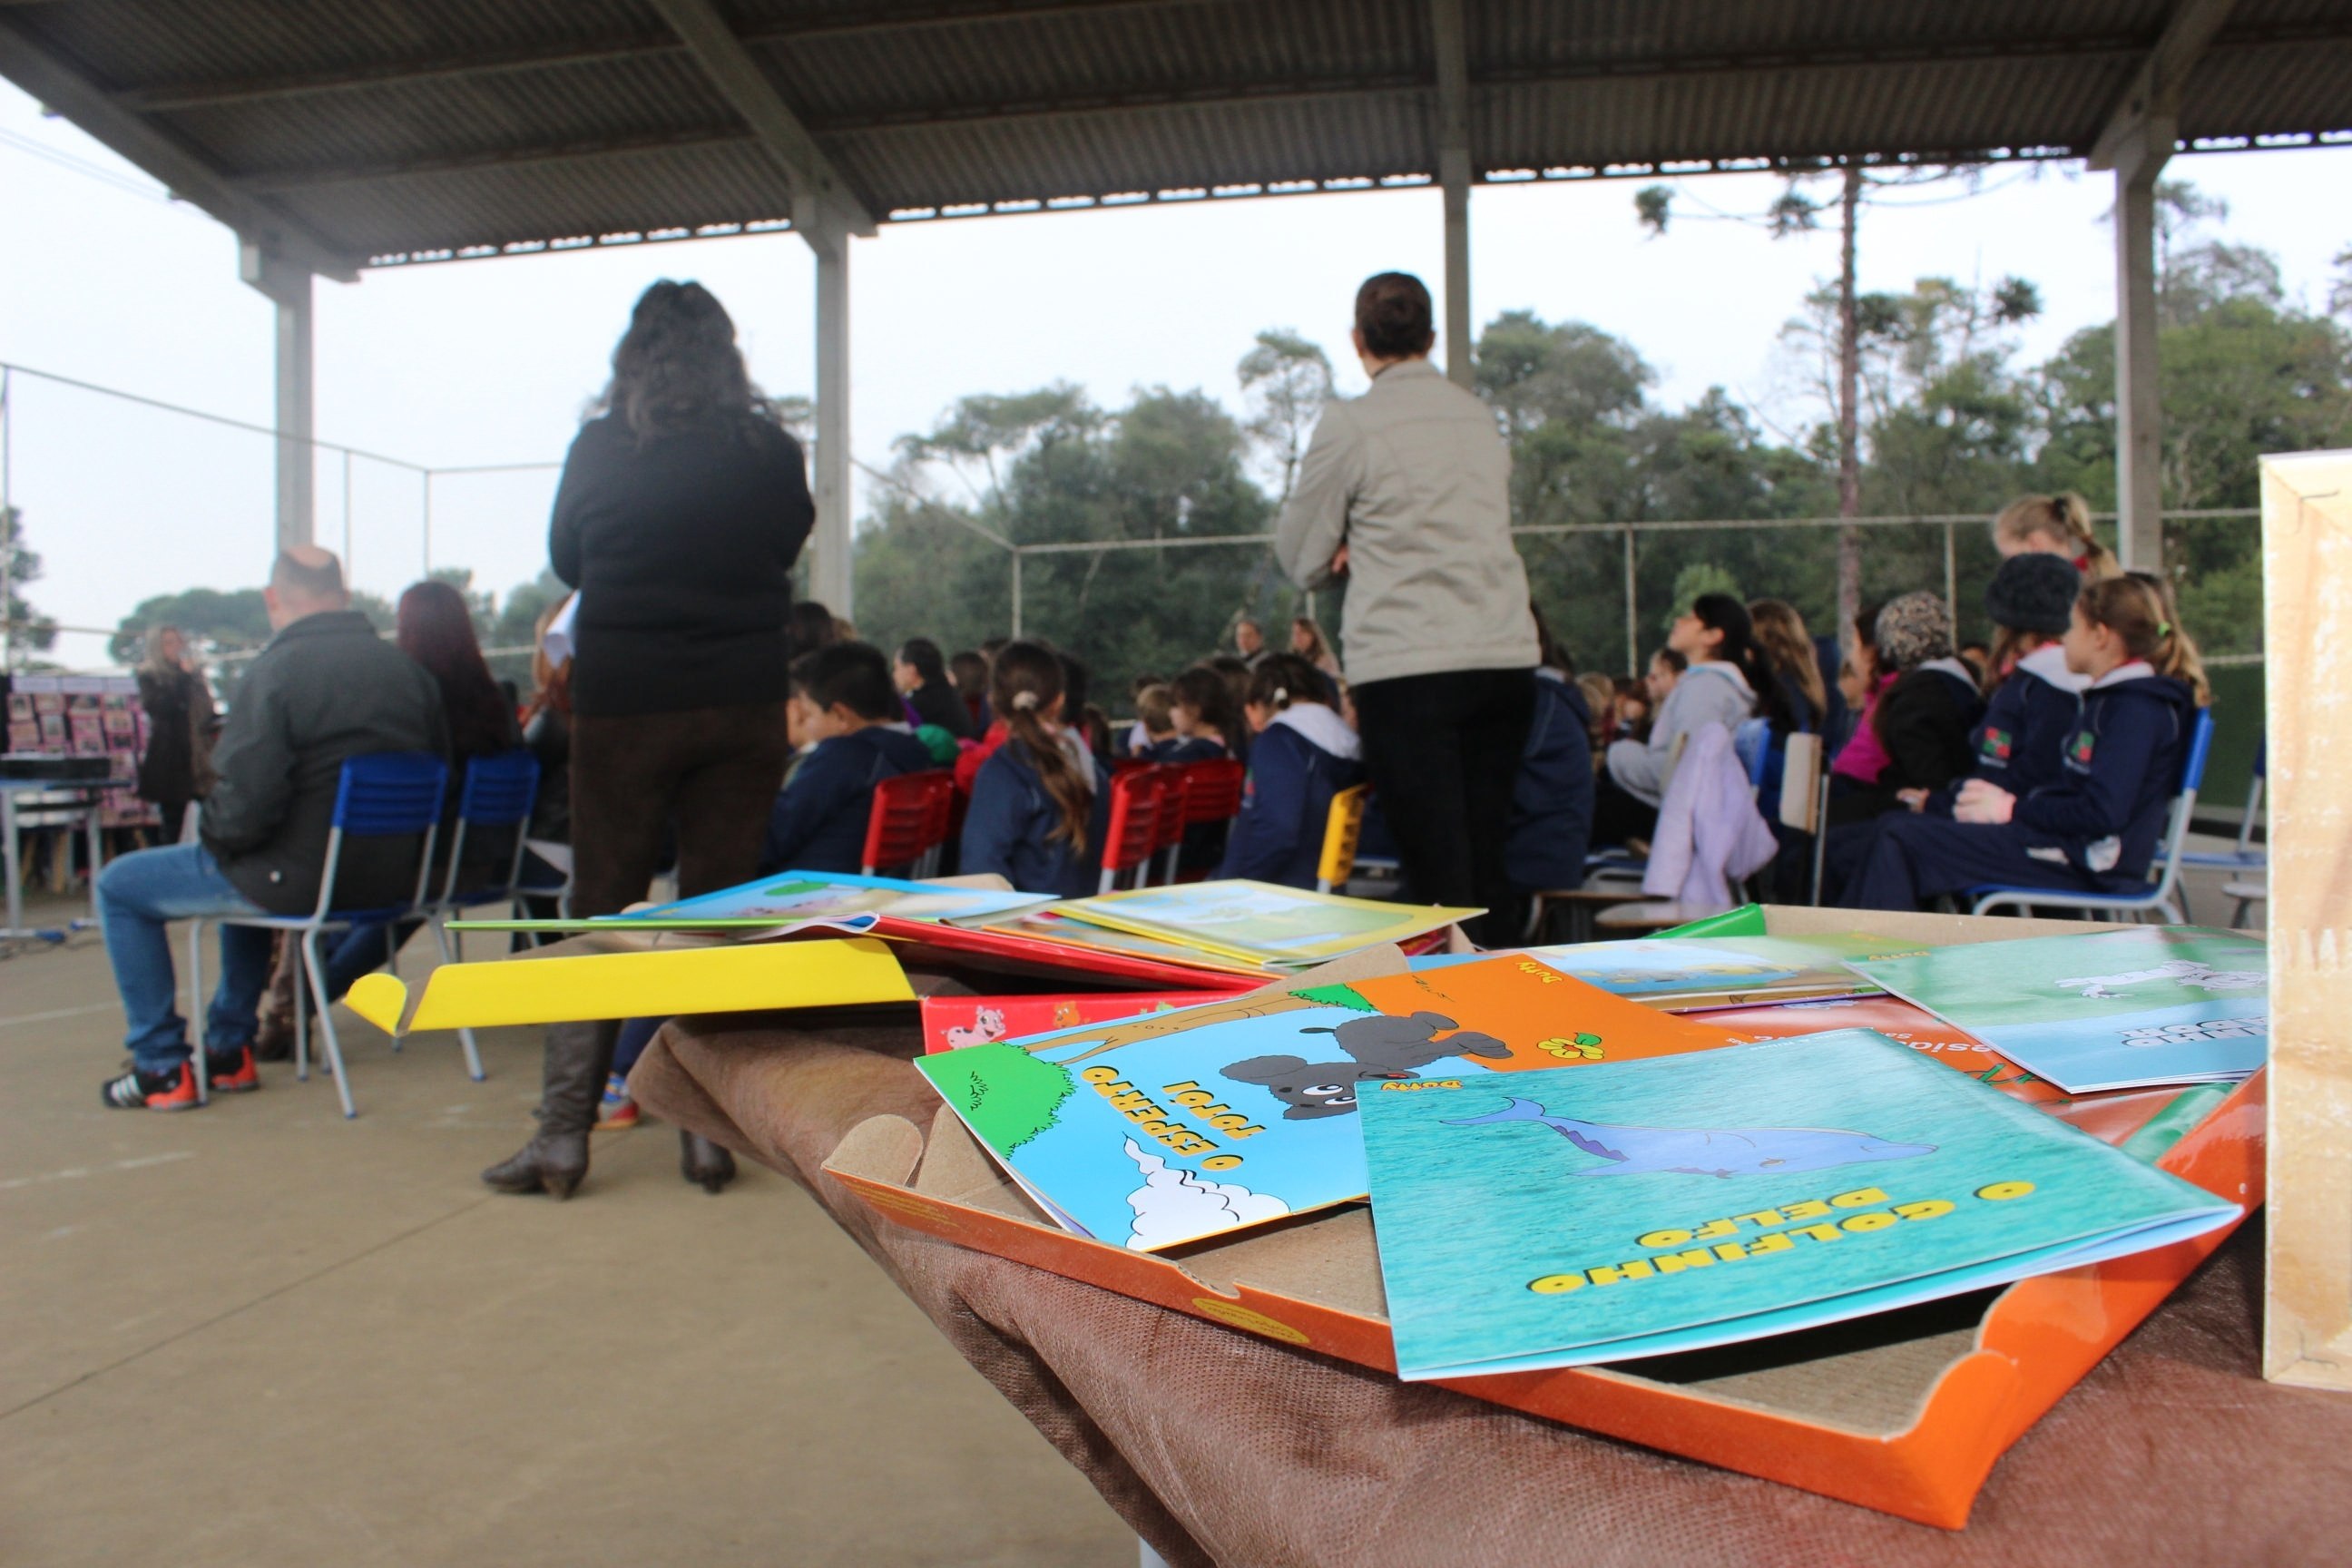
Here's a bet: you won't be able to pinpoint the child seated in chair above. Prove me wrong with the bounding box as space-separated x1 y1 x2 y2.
760 642 936 876
1842 574 2208 913
1219 653 1365 888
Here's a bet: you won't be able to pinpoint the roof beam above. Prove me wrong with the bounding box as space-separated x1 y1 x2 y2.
2088 0 2239 176
0 16 358 279
644 0 874 237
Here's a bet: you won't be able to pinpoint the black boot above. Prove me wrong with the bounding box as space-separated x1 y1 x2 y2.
482 1020 617 1200
680 1131 737 1195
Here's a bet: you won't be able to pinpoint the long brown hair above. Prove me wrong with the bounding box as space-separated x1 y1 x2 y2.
397 580 510 758
2081 573 2210 707
1996 493 2119 579
1171 665 1240 748
1746 598 1826 718
593 280 779 442
990 641 1092 852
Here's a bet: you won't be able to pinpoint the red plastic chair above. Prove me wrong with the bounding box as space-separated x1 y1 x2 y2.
1149 766 1191 886
861 770 956 877
1097 766 1165 893
1163 758 1244 883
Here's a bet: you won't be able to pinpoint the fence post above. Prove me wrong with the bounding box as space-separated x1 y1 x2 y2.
1011 550 1024 639
1943 520 1958 630
1622 524 1638 675
421 470 433 575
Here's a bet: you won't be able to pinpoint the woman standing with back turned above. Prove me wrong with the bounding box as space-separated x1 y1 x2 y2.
484 280 812 1200
1274 272 1538 943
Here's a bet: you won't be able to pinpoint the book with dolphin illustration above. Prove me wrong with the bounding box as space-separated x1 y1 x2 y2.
914 954 1738 1252
1412 932 1924 1010
1357 1028 2240 1378
1844 926 2268 1093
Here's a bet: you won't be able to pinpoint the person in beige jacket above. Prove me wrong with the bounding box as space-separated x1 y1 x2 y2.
1274 271 1539 942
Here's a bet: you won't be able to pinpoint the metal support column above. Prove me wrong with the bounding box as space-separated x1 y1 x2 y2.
1430 0 1474 387
810 225 854 618
2086 0 2237 572
1622 525 1639 675
1010 551 1024 639
239 240 314 553
2113 163 2165 571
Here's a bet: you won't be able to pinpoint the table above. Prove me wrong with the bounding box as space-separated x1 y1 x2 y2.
2 778 107 945
628 992 2352 1567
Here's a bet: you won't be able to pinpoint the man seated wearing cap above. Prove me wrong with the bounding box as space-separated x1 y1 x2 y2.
94 547 447 1111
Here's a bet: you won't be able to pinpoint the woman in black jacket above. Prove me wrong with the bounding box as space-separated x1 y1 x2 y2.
893 637 973 739
133 625 213 844
484 280 811 1201
1819 593 1984 898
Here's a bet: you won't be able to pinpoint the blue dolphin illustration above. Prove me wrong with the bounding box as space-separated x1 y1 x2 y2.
1444 1097 1935 1179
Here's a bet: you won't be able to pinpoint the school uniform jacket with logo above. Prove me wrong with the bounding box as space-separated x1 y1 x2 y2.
1218 705 1365 888
1929 643 2085 817
2011 664 2199 880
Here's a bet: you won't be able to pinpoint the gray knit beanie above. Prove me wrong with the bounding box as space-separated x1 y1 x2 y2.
1874 592 1955 672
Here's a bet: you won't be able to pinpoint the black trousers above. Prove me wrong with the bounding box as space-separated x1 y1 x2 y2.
1351 667 1536 947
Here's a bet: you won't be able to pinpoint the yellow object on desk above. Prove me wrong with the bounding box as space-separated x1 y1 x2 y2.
346 937 914 1037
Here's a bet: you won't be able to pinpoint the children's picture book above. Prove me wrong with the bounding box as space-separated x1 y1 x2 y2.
916 954 1740 1252
1847 927 2268 1093
452 870 1054 932
1049 880 1479 969
919 992 1232 1054
1415 932 1923 1010
1357 1029 2241 1378
1694 994 2200 1149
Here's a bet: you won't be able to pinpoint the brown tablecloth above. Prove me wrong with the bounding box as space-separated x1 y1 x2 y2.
632 1004 2352 1568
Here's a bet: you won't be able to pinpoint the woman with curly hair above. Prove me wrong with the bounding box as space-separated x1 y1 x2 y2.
484 280 812 1200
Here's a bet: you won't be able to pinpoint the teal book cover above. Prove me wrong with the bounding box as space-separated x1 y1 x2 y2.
1358 1029 2239 1379
1847 926 2267 1093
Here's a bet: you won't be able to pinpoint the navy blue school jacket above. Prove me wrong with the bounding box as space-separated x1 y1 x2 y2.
1218 712 1365 888
760 725 937 875
1930 648 2082 816
1507 671 1596 895
2013 671 2198 880
1146 735 1229 765
960 737 1112 898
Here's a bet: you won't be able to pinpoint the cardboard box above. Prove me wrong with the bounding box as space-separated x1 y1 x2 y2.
825 907 2264 1528
2260 446 2352 1392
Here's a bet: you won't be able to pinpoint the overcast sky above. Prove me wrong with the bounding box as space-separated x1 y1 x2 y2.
3 78 2345 666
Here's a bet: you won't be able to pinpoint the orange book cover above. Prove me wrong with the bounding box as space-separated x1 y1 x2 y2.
1338 957 1740 1072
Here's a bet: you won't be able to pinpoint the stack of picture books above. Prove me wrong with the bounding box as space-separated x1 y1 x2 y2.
911 922 2261 1378
459 872 1478 987
1416 930 1926 1011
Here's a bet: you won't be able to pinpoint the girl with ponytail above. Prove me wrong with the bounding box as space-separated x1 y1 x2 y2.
1994 493 2120 580
958 640 1108 897
1218 653 1366 887
1843 573 2206 911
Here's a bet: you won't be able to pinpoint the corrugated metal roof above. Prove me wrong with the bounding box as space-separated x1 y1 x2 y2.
3 0 2347 270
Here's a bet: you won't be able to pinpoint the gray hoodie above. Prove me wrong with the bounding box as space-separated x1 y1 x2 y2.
1605 660 1756 808
1272 359 1538 686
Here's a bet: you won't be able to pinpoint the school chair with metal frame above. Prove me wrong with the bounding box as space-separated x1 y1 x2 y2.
1969 708 2215 926
2180 735 2264 874
185 751 447 1119
1160 758 1243 885
424 749 542 1082
1098 767 1165 893
861 769 956 877
1314 783 1370 895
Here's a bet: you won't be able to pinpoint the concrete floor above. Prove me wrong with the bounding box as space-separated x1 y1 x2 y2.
0 897 1133 1568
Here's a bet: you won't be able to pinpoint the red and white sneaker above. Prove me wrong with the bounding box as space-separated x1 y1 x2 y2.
102 1063 201 1112
205 1044 262 1094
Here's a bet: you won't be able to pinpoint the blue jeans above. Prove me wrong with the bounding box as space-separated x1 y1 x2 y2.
96 844 274 1073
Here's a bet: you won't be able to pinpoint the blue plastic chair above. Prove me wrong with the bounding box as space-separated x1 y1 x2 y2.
1969 709 2214 926
2181 733 2264 872
185 752 447 1118
416 749 541 1073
